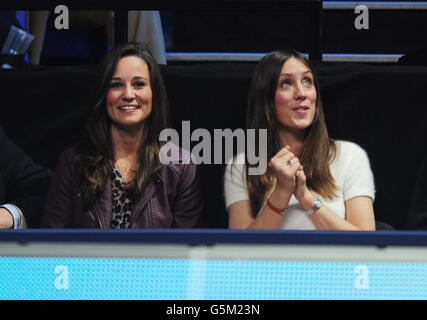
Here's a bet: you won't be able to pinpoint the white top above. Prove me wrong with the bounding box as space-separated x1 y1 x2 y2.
224 140 375 230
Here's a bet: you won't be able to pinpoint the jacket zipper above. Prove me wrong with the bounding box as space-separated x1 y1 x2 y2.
79 191 103 229
88 208 103 229
147 201 153 228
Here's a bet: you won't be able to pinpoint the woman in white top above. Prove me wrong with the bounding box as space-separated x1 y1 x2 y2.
224 50 376 230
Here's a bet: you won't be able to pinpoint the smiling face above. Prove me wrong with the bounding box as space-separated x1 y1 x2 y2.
106 56 152 132
274 57 317 134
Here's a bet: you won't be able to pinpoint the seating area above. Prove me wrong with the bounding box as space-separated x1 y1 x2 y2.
2 2 427 230
1 59 427 229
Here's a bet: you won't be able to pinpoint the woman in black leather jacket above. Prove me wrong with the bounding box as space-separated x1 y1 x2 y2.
42 43 203 229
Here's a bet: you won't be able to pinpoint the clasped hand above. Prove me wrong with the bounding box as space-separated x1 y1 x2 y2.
268 146 314 210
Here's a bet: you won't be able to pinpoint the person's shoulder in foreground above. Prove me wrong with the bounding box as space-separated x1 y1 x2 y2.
0 125 52 228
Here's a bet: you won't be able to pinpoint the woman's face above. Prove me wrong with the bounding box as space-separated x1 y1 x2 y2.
274 57 317 133
106 56 153 131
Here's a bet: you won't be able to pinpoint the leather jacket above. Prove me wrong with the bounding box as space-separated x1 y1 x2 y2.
41 145 203 229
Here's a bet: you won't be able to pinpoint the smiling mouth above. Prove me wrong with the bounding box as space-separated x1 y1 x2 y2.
292 106 309 111
292 106 310 116
118 105 141 111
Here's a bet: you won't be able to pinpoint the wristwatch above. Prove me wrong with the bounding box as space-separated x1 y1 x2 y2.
306 199 322 216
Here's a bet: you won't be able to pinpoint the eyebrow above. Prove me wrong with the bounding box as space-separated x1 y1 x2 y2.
110 76 149 81
279 71 313 77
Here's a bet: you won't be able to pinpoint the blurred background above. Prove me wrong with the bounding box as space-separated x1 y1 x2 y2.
1 1 426 67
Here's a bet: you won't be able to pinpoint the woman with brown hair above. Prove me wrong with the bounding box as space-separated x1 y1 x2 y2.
42 43 202 228
224 50 375 230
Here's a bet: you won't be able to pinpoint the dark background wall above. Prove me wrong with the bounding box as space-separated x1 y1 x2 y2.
1 3 427 229
1 61 427 229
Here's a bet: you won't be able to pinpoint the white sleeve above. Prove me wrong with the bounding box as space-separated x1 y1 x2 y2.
342 143 376 201
224 154 249 209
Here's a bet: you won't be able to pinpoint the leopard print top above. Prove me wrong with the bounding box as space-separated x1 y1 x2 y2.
111 166 133 228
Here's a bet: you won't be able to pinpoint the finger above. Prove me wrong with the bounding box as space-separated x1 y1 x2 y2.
270 149 293 169
295 164 303 176
294 171 306 193
295 166 306 180
276 159 300 177
277 149 294 160
290 160 301 174
280 156 299 169
275 153 296 169
271 147 291 162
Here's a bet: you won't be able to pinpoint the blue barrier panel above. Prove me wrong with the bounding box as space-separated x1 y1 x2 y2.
1 230 427 300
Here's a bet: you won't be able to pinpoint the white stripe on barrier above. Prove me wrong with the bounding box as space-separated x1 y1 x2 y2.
323 1 427 10
166 52 403 63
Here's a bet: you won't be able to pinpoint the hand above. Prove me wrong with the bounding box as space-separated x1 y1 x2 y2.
294 166 315 210
0 208 14 228
269 146 301 194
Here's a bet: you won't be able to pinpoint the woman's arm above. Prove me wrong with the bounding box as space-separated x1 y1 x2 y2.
297 189 375 230
228 147 300 229
0 208 13 228
171 161 204 228
229 142 376 230
229 191 375 230
228 187 292 229
0 126 52 228
294 143 376 231
41 149 77 228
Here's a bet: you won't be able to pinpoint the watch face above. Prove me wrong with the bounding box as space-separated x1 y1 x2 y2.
307 199 322 216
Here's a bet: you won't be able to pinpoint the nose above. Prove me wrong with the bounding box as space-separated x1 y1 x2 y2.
294 83 307 100
122 85 135 101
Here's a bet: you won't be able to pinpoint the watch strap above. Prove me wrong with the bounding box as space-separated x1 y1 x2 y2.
306 199 322 216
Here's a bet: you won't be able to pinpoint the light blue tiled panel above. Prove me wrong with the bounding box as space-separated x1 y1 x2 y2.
1 257 426 299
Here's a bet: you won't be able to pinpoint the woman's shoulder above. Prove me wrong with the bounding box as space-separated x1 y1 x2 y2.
158 142 200 182
226 152 246 166
55 147 82 179
156 142 204 192
159 141 195 166
332 140 371 171
54 147 76 168
224 153 247 184
60 147 75 159
334 140 369 158
49 147 80 187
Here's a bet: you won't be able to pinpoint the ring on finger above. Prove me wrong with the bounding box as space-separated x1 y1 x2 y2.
295 170 301 177
287 160 292 166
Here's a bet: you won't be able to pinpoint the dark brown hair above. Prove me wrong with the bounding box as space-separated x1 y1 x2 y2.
245 50 337 215
74 42 170 210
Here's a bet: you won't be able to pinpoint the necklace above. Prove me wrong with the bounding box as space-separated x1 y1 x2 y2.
115 157 135 181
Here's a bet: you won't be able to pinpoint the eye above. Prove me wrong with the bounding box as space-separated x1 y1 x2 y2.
133 81 147 88
110 81 123 89
303 78 313 87
280 80 291 88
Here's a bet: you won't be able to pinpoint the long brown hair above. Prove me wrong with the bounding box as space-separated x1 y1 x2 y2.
74 42 170 210
245 50 337 215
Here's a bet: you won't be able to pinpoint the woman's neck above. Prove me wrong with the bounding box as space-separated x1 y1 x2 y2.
110 124 145 160
278 128 305 157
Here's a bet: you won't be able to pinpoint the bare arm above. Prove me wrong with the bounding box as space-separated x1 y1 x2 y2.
228 188 292 229
228 146 299 229
229 191 375 231
302 195 375 230
295 167 375 231
228 145 375 230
